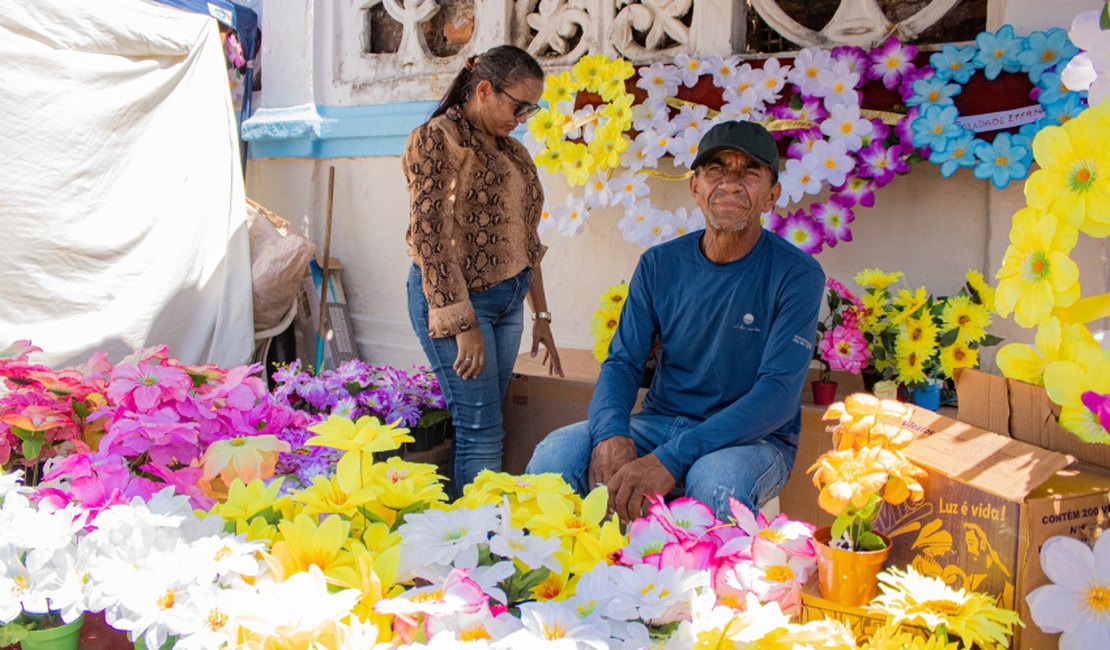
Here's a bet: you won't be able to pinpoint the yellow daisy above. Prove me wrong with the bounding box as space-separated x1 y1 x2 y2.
994 207 1080 328
890 287 929 325
855 268 904 291
893 344 929 385
592 337 612 364
860 626 957 650
964 269 996 312
898 313 940 354
870 566 1021 648
588 122 629 171
591 303 623 341
940 295 991 343
558 143 595 187
541 71 575 107
571 54 609 93
527 107 568 146
362 456 448 525
939 340 979 379
598 282 629 308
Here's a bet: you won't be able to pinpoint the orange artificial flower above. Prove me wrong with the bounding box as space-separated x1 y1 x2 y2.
823 393 917 451
808 446 927 516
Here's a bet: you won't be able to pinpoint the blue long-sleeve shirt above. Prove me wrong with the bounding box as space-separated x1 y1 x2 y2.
588 229 825 481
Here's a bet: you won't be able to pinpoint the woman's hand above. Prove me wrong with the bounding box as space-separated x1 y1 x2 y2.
454 329 485 379
531 320 564 377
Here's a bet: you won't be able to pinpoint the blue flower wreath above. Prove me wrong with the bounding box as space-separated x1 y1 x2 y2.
909 25 1085 189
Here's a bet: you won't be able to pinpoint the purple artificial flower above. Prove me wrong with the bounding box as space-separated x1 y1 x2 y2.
100 407 201 466
1082 391 1110 433
834 176 877 208
857 141 910 187
831 45 870 76
778 210 825 255
868 37 919 91
106 360 193 412
786 129 824 161
810 198 855 247
761 210 786 233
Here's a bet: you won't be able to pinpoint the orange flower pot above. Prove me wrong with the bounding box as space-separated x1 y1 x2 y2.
812 525 890 607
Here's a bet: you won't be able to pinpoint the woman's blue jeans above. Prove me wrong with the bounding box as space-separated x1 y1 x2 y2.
407 264 530 498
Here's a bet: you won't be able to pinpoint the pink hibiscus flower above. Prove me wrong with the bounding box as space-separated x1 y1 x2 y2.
818 324 870 374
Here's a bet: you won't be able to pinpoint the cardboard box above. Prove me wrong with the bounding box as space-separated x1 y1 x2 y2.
798 578 927 641
956 368 1110 470
501 349 603 475
873 405 1110 649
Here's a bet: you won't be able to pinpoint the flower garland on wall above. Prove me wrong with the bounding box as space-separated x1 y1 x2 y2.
527 26 1083 256
910 25 1084 189
990 4 1110 449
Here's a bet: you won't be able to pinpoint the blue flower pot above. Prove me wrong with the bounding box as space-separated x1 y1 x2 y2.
911 383 942 411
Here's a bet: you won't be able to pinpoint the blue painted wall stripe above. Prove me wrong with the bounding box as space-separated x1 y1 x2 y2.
242 102 529 160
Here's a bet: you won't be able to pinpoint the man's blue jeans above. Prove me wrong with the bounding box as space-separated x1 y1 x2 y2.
407 264 530 498
526 413 794 521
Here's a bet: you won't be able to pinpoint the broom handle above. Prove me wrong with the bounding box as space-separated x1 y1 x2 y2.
316 166 336 372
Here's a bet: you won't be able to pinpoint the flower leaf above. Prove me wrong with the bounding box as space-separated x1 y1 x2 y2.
857 531 888 551
938 328 961 347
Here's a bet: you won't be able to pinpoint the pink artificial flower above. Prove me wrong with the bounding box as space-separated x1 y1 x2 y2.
1081 391 1110 433
107 360 193 411
778 210 824 255
761 210 785 233
785 128 824 161
857 141 910 187
659 536 720 571
833 176 877 208
648 494 720 538
740 536 814 615
100 407 201 466
617 516 673 567
831 45 870 76
37 452 133 518
819 324 870 374
77 352 113 390
141 463 215 510
810 198 855 247
0 340 49 384
716 499 816 562
868 36 919 91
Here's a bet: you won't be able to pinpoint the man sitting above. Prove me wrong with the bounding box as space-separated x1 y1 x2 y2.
526 120 825 523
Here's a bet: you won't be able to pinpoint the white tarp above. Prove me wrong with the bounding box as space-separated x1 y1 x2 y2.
0 0 252 368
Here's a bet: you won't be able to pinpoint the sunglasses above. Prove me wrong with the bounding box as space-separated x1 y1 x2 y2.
495 86 541 119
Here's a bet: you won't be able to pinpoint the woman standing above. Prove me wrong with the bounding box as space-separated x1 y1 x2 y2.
404 45 563 497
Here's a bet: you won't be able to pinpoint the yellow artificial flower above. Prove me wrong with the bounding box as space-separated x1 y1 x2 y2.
534 140 572 174
291 474 383 519
362 456 447 525
940 295 991 343
808 447 891 515
939 340 979 379
266 513 352 582
233 515 279 544
861 626 957 650
559 142 595 186
994 207 1081 328
858 291 891 334
210 477 286 525
823 394 916 452
893 344 929 385
898 313 940 354
541 71 576 108
527 107 569 146
890 287 929 325
592 337 612 364
996 317 1101 385
598 282 629 308
307 414 412 454
588 121 629 171
870 566 1022 649
599 92 635 127
964 269 996 312
562 515 626 577
329 544 402 639
525 486 605 542
855 268 904 291
1025 102 1110 237
201 434 290 487
572 54 610 93
458 471 575 525
1044 354 1110 443
591 303 622 341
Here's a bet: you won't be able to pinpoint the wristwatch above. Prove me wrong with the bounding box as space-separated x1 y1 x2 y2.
532 311 552 323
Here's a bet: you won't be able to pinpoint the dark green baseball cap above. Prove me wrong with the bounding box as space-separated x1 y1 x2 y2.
690 120 779 178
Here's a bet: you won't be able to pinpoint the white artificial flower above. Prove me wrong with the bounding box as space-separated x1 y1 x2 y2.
756 57 790 103
777 157 824 206
334 616 394 650
426 604 522 647
610 170 651 208
636 62 681 100
0 555 48 623
376 568 488 619
639 128 673 161
467 561 515 606
565 105 597 143
1027 534 1110 649
669 591 791 650
492 600 611 650
719 88 766 123
185 534 264 585
618 201 672 247
4 501 85 552
34 545 95 624
608 563 709 626
563 563 638 624
672 103 710 135
820 103 874 150
803 138 856 187
537 201 557 237
669 127 704 170
108 567 195 650
672 54 707 87
523 132 547 158
395 505 500 581
1064 9 1110 105
815 59 861 107
621 131 661 170
631 99 670 133
170 582 244 650
229 565 361 642
722 62 760 98
553 194 590 237
672 206 705 238
583 171 616 210
705 54 740 87
489 498 561 573
0 470 26 500
788 47 833 96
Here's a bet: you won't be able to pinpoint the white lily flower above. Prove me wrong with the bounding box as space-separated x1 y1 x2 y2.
788 47 833 96
815 59 861 107
552 194 590 237
631 99 669 133
757 57 790 104
229 565 360 642
610 170 651 208
719 88 766 123
636 62 680 100
705 54 740 87
639 128 672 162
777 157 824 206
618 201 672 247
803 138 856 188
671 206 705 239
621 132 661 171
669 127 704 170
489 498 561 573
820 102 874 151
672 54 706 87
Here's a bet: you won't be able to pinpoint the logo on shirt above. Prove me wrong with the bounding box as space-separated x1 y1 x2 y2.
792 334 814 351
733 313 762 333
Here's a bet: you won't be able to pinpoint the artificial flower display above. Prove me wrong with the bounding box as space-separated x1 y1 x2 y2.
1027 532 1110 649
590 281 628 363
809 394 927 551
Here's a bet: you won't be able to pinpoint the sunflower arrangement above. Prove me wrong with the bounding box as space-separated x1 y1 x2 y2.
529 54 635 186
590 281 628 362
853 268 1002 392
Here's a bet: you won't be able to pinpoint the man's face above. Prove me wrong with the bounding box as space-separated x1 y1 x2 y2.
689 150 781 233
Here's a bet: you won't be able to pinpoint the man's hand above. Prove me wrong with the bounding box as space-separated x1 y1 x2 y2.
608 453 676 524
588 436 637 487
